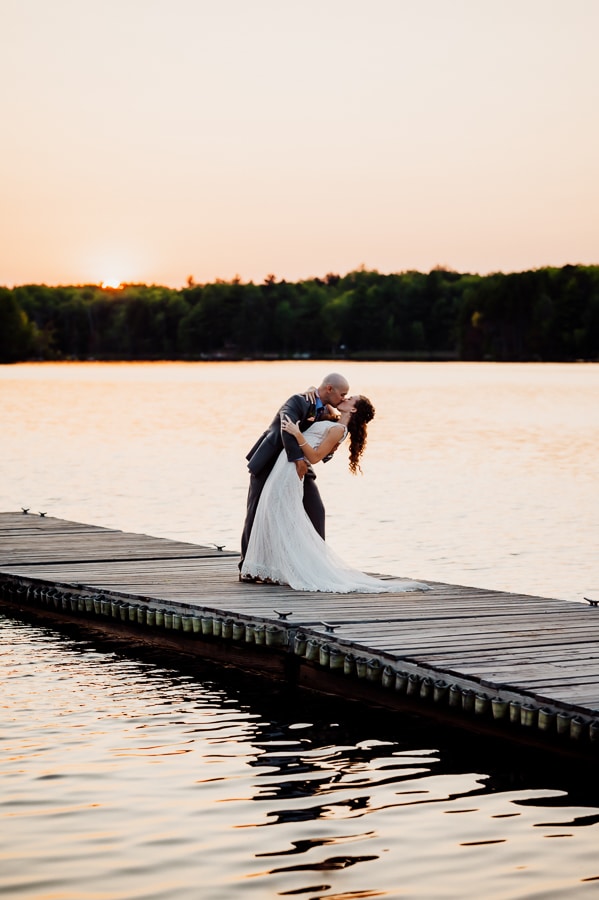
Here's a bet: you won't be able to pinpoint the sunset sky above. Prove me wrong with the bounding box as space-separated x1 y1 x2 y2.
1 0 597 288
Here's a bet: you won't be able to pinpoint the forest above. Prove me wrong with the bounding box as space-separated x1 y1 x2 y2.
1 264 598 363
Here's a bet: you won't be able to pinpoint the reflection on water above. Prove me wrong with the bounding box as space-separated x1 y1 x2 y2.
2 615 599 900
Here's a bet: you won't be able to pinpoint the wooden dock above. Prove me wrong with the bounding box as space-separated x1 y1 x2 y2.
2 511 599 757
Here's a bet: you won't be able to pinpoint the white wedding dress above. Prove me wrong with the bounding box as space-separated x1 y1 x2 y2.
241 421 430 593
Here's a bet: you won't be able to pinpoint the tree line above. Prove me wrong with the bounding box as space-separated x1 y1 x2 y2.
1 264 598 363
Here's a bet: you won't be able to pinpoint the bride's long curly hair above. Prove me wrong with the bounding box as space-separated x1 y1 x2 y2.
347 396 375 474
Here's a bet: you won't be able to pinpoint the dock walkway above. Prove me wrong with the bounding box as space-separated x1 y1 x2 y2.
1 511 598 755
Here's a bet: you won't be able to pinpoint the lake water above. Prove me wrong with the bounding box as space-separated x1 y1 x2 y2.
1 361 599 899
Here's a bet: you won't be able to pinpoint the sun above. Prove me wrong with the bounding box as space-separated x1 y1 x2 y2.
87 246 144 289
100 277 124 290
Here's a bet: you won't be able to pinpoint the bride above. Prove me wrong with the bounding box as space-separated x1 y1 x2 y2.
240 394 429 593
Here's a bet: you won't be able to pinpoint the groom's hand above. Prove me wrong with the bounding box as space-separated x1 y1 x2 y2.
295 459 308 480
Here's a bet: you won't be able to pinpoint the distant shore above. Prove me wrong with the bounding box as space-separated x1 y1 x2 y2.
2 264 598 364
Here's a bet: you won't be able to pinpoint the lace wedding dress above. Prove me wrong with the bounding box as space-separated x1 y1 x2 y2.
241 421 429 593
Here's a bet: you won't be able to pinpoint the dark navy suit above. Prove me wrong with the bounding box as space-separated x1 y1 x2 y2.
239 392 325 568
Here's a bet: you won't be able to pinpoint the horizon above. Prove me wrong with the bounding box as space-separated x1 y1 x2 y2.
2 0 598 288
4 259 598 293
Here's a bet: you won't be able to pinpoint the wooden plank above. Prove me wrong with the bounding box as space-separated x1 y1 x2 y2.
0 514 237 565
0 511 114 530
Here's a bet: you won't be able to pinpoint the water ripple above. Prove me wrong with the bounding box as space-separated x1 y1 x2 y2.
2 601 599 898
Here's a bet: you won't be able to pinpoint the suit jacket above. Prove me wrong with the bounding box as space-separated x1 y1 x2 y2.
246 393 316 477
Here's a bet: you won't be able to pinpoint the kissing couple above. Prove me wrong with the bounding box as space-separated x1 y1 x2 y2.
239 373 429 594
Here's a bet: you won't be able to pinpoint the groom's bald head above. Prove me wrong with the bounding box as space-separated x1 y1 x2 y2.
318 373 349 408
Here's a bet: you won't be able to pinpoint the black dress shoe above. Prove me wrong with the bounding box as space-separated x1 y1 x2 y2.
239 573 258 583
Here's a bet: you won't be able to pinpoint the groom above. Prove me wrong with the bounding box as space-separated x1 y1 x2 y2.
239 372 350 579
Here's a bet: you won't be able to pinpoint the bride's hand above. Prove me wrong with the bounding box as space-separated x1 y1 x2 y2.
281 414 301 438
302 386 317 402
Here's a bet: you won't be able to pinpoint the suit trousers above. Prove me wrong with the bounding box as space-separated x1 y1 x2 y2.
239 466 325 568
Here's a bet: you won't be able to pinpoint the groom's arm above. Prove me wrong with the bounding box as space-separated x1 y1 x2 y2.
279 394 310 463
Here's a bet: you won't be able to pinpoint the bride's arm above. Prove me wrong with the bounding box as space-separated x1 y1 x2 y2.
281 416 344 465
